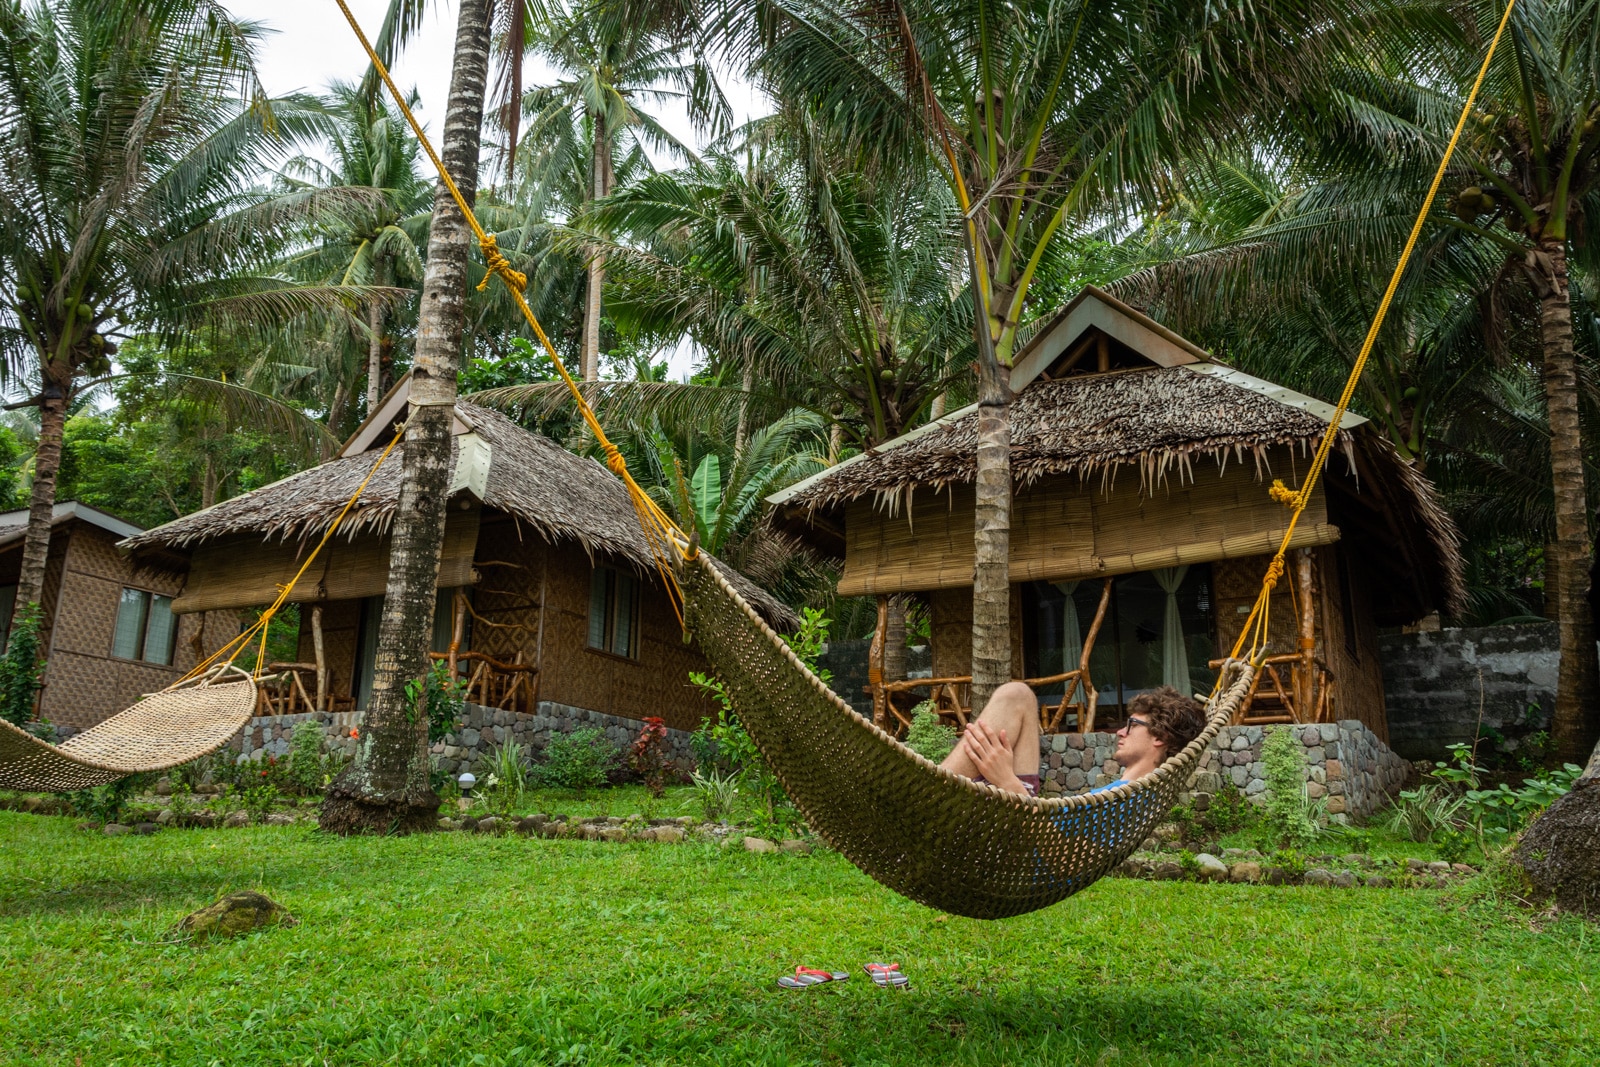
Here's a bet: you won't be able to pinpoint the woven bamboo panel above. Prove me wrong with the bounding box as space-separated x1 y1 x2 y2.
840 453 1333 595
174 507 481 613
682 552 1253 919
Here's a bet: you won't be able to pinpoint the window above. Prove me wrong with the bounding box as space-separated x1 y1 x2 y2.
1023 566 1215 719
588 567 639 658
112 588 178 666
0 584 15 650
355 588 471 709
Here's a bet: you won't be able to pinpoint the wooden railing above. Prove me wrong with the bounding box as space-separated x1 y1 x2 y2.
255 662 354 717
869 578 1113 738
1207 652 1337 725
428 650 538 715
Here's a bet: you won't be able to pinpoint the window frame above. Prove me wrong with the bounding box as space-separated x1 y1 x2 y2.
110 586 180 666
586 566 641 660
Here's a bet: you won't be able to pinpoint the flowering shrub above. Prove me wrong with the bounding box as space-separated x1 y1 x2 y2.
631 717 671 798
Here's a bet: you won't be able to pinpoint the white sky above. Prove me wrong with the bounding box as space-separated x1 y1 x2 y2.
225 3 768 379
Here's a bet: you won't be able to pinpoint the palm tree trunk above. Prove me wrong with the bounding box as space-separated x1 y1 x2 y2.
9 390 67 628
320 0 492 835
367 297 386 415
581 112 612 382
970 360 1012 711
1529 238 1600 765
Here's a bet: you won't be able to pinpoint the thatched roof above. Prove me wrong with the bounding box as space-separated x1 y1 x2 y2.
125 400 798 631
773 363 1464 618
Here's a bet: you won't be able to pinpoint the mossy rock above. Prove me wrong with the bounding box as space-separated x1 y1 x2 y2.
177 891 297 942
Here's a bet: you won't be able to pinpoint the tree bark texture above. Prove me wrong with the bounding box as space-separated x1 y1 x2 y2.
320 0 491 835
581 112 613 381
970 362 1012 711
1529 239 1600 765
1516 775 1600 917
10 392 66 629
367 297 386 416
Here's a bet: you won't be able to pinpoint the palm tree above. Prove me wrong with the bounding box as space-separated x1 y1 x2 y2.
320 0 495 835
0 0 377 634
710 0 1368 706
511 0 730 379
279 83 433 417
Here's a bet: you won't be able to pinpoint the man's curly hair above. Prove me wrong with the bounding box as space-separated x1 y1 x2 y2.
1126 686 1206 760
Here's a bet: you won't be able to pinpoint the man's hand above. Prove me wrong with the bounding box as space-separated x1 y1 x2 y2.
960 719 1019 789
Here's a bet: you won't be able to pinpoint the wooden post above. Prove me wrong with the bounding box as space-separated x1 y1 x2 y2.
869 595 889 730
449 590 466 682
311 605 327 713
1296 548 1316 722
533 548 548 704
1079 577 1113 733
1096 333 1111 372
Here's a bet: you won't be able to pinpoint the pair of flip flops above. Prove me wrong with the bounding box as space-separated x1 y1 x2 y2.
776 963 909 989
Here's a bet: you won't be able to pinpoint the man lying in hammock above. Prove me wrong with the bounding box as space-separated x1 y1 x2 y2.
939 682 1207 797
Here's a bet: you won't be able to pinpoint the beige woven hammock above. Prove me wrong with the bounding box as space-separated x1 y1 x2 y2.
680 553 1254 919
0 667 258 792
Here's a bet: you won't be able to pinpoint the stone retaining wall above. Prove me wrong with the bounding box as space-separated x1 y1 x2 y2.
1034 719 1409 820
1378 622 1559 762
232 701 697 779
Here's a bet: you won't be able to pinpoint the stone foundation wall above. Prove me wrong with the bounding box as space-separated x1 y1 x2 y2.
1035 720 1409 820
232 701 697 779
1378 622 1559 762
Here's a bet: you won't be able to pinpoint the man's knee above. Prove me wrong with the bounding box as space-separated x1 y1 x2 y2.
984 681 1036 721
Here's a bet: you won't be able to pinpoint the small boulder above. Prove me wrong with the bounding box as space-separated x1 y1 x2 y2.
177 891 296 942
134 822 159 836
1193 854 1229 882
779 839 812 855
1332 870 1357 889
743 836 778 854
1262 867 1291 886
1119 857 1144 878
476 816 501 834
1451 863 1477 876
155 809 174 826
1303 868 1334 887
1406 858 1427 873
517 815 547 835
1342 853 1372 868
264 813 294 827
598 827 628 842
1153 861 1184 881
155 779 173 797
223 811 249 828
654 826 685 844
103 823 131 837
438 818 459 831
1426 861 1451 874
1365 874 1393 888
1229 862 1262 883
539 822 564 839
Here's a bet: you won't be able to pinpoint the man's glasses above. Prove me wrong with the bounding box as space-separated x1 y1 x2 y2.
1122 716 1150 734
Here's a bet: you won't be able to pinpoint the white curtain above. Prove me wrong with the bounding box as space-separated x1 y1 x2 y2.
1050 581 1082 673
1152 566 1190 692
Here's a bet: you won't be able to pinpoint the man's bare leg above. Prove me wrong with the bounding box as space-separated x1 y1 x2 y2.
938 681 1041 795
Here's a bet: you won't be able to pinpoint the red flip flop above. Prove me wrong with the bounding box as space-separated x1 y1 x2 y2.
864 962 909 989
777 966 849 989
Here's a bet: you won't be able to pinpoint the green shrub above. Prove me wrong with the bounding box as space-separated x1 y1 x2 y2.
691 769 739 823
406 661 468 743
1384 781 1465 843
241 782 278 824
1271 848 1308 880
287 721 326 795
483 738 529 816
1262 727 1318 849
533 728 620 794
0 602 44 727
903 702 957 762
67 773 152 825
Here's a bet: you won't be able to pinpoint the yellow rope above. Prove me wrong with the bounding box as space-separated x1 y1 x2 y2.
1221 0 1518 675
178 426 407 684
331 0 689 626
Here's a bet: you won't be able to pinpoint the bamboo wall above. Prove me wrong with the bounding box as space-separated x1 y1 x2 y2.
839 451 1337 596
295 514 715 732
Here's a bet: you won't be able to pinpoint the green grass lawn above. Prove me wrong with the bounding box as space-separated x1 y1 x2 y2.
2 810 1595 1066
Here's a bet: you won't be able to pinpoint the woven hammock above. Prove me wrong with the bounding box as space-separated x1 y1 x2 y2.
681 553 1254 919
0 667 257 792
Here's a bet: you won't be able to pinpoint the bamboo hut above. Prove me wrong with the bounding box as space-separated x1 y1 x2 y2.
124 377 796 731
770 287 1464 740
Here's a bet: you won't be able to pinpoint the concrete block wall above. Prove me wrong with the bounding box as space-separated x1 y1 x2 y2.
1379 622 1558 762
